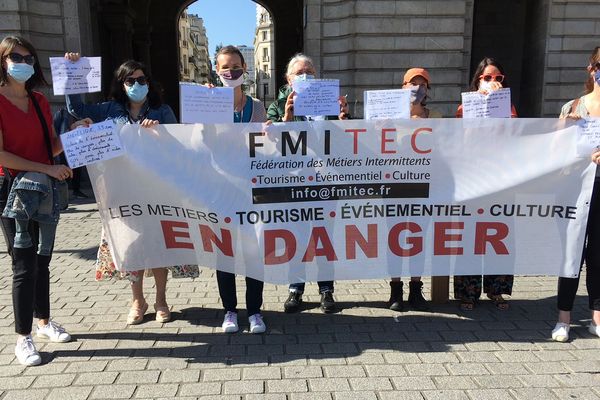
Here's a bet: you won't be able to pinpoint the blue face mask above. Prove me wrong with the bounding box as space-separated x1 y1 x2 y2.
294 73 315 82
126 82 149 103
7 63 34 83
595 70 600 87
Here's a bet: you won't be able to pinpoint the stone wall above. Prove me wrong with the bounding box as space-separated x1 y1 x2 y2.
305 0 474 118
0 0 93 109
544 0 600 116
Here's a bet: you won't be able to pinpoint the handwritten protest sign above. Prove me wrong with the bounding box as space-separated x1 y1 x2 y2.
576 118 600 156
61 121 124 169
292 79 340 117
364 89 411 120
179 83 234 123
49 57 101 95
461 88 511 118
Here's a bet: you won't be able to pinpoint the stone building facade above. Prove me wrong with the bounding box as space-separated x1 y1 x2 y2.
1 0 599 118
254 4 276 106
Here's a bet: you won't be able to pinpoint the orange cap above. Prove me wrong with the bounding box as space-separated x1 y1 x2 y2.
403 68 430 85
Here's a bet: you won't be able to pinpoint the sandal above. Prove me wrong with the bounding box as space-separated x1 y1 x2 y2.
126 302 148 325
459 298 475 311
487 294 509 310
154 303 171 323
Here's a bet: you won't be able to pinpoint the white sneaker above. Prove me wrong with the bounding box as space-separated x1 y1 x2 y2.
552 322 570 342
15 335 41 366
36 320 71 343
222 311 239 333
249 313 266 334
589 322 600 337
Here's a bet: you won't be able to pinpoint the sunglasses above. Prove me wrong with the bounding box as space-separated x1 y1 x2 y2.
5 53 35 65
479 74 504 83
123 76 147 86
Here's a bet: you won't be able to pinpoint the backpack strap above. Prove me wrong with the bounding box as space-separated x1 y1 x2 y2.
28 91 55 165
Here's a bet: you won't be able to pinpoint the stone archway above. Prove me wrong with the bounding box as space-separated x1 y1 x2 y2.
93 0 303 117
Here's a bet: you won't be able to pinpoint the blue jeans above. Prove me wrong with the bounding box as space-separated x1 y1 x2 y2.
15 219 56 256
289 281 334 294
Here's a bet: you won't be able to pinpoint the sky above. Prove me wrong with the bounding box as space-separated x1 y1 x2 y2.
186 0 258 56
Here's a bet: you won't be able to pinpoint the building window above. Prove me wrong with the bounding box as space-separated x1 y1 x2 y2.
262 31 267 41
264 83 269 96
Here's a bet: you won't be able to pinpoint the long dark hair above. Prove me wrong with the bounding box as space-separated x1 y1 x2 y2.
469 57 509 91
585 47 600 95
0 35 47 91
108 60 163 108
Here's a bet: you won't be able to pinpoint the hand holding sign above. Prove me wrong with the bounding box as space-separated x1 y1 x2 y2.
50 56 101 95
292 79 340 117
461 88 511 118
179 83 234 123
61 120 125 169
364 89 411 120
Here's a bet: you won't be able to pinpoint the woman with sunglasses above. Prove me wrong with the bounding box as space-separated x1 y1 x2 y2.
0 36 74 366
209 45 268 334
453 57 516 311
552 47 600 342
64 53 197 325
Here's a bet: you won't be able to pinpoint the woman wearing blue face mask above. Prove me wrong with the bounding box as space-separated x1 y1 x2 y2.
552 46 600 342
63 53 197 326
0 36 74 366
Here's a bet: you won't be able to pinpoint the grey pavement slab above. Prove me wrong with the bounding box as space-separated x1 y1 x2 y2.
0 199 598 399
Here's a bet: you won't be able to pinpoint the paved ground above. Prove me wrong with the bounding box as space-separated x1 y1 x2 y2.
0 196 599 400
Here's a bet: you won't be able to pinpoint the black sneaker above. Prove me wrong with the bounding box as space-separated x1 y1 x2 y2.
320 291 336 313
284 292 302 313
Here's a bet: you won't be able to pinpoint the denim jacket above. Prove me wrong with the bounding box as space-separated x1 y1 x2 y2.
66 94 177 124
2 172 59 224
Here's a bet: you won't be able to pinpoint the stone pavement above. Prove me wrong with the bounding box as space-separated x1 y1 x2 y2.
0 198 599 400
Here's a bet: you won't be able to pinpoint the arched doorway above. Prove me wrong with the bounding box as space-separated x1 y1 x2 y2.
91 0 303 117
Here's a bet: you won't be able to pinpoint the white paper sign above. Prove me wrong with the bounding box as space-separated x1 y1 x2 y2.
49 57 102 95
179 83 234 124
61 121 124 169
292 79 340 117
461 88 512 118
364 89 411 120
576 118 600 156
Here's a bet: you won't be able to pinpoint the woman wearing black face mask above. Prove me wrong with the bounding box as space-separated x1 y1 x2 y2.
388 67 441 313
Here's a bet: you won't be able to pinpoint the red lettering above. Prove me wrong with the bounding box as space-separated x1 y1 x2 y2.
302 227 338 261
264 229 297 265
199 225 233 256
161 220 194 249
381 128 397 154
345 128 367 154
345 224 378 259
411 127 432 154
474 222 509 255
388 222 422 256
434 222 464 255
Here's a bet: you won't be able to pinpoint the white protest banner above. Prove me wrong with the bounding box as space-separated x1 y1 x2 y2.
61 120 124 169
576 118 600 156
49 57 102 96
461 88 512 118
364 89 411 120
292 79 339 116
87 119 594 283
179 83 234 123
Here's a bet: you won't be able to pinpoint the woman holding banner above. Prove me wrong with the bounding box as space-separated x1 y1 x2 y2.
453 57 516 311
267 54 349 314
213 45 268 333
0 36 74 366
64 53 198 325
552 46 600 342
388 67 441 312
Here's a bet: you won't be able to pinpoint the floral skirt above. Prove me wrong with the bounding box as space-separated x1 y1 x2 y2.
453 275 514 301
95 231 199 283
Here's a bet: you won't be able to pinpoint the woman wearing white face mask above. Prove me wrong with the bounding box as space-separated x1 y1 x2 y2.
0 36 74 366
454 57 516 311
64 53 198 326
388 68 441 313
212 46 268 334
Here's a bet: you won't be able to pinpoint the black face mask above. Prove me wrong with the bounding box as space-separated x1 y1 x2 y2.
219 69 244 80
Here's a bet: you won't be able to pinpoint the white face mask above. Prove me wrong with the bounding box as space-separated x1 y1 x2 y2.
479 80 496 92
219 69 245 88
